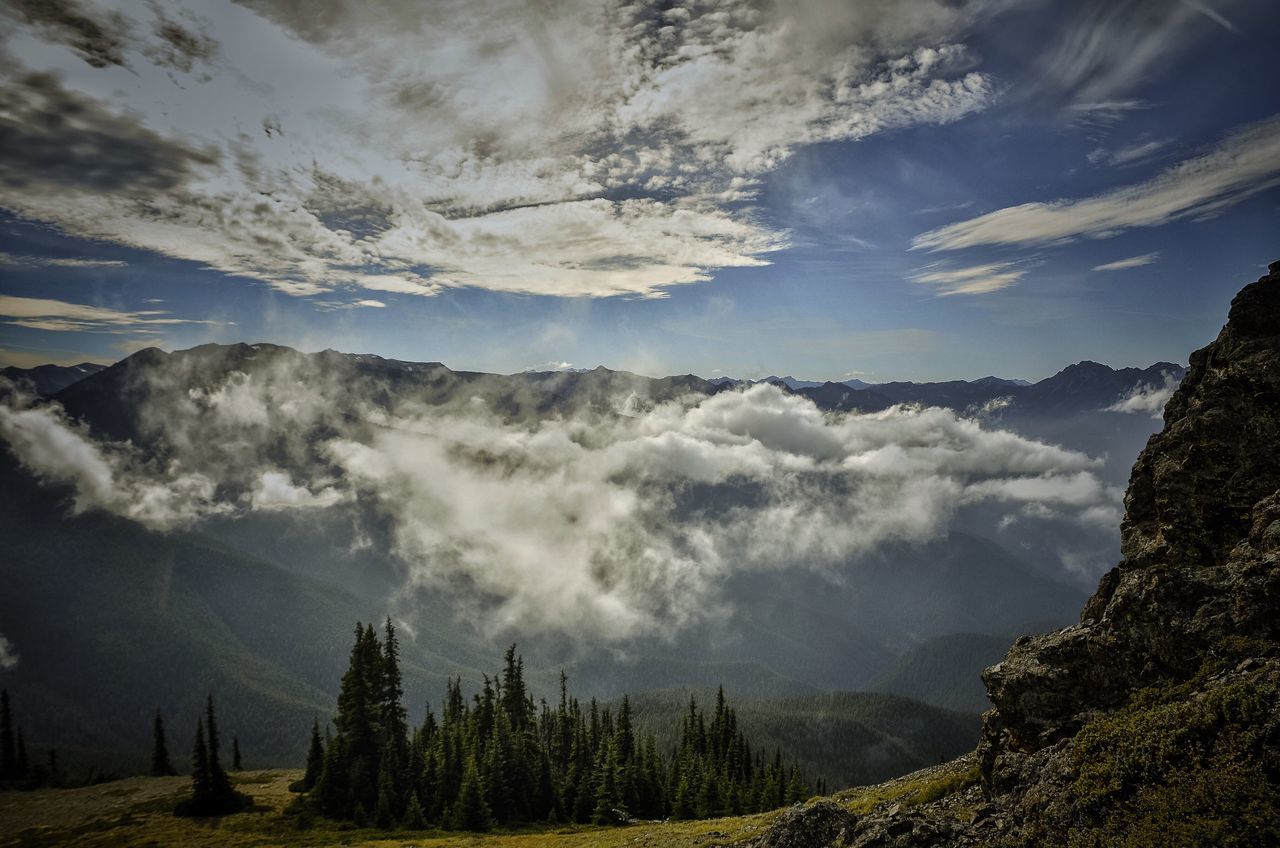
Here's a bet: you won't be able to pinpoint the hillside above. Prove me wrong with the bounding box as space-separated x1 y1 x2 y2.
626 690 977 789
870 634 1011 714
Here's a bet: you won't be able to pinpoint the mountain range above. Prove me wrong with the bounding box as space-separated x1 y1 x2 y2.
0 342 1185 781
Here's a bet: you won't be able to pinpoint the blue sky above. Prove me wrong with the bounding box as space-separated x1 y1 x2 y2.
0 0 1277 380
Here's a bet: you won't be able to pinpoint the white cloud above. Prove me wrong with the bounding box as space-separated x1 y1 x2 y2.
0 0 1003 299
249 470 347 511
0 634 17 670
1092 252 1159 272
909 261 1026 295
0 294 217 333
912 115 1280 251
0 252 127 269
1107 371 1181 417
1 360 1116 641
0 390 226 529
1087 138 1172 167
1034 0 1246 120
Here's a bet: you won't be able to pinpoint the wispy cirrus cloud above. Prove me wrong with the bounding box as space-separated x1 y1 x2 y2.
0 0 1005 300
1092 252 1159 272
0 294 220 333
911 115 1280 252
909 261 1026 295
1086 137 1172 167
0 251 127 269
1034 0 1246 122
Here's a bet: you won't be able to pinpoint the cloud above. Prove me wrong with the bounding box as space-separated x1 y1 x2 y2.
1033 0 1246 120
1087 137 1172 167
249 470 347 511
909 261 1026 295
0 633 16 670
0 294 218 333
0 251 127 269
1092 252 1159 271
0 0 1004 299
0 357 1116 641
2 0 132 68
0 385 226 529
1107 371 1180 417
911 115 1280 251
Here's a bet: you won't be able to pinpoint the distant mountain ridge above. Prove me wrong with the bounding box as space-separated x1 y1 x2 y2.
11 342 1185 424
1 362 107 396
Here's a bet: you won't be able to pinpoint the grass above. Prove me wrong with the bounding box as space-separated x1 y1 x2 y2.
0 770 782 848
835 757 980 816
0 757 988 848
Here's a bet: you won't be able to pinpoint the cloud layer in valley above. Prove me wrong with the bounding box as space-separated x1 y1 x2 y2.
0 0 1003 301
1 359 1118 640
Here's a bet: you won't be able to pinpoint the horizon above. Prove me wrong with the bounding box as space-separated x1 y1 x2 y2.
1 1 1278 380
3 336 1190 385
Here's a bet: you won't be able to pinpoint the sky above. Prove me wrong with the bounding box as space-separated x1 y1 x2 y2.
0 0 1277 381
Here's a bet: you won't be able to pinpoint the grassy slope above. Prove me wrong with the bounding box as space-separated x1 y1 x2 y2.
0 757 986 848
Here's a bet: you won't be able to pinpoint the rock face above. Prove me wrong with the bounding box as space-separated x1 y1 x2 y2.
751 261 1280 847
980 261 1280 765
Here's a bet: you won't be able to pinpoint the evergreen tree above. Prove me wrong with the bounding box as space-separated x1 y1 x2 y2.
232 736 243 771
374 768 398 829
179 696 244 815
402 791 427 830
0 689 13 780
191 719 210 801
151 709 175 776
452 755 491 831
303 719 325 790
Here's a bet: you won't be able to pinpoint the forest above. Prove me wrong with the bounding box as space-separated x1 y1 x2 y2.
289 620 820 830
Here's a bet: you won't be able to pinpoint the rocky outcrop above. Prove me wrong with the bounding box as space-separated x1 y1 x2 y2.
750 261 1280 847
979 260 1280 766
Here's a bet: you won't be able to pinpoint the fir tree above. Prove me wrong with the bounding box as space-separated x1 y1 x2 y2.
303 719 325 790
151 709 175 776
402 791 427 829
191 719 210 801
232 736 243 771
452 755 492 831
179 696 244 815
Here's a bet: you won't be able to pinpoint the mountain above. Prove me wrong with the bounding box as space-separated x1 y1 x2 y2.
870 633 1011 714
756 260 1280 846
0 362 106 396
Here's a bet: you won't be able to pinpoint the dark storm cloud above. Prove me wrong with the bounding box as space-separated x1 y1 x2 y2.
145 6 220 73
0 71 220 192
3 0 132 68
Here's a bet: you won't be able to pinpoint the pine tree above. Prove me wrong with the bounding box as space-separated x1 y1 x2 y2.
191 719 210 801
452 755 491 831
303 719 325 790
151 709 175 776
0 689 14 780
374 770 398 829
402 791 427 829
232 736 243 771
180 696 243 815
